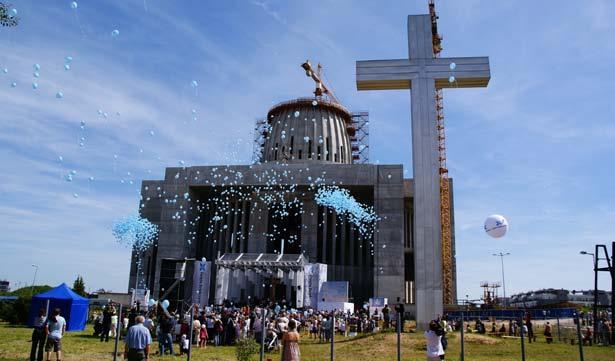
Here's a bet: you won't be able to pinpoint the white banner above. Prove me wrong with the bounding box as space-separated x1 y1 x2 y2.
192 260 211 307
303 263 327 308
132 289 150 308
320 281 349 303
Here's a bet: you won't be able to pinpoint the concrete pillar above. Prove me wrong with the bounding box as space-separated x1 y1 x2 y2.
301 197 318 262
248 201 268 253
407 15 444 330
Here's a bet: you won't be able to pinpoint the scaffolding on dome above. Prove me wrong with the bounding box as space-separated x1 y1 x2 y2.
350 111 370 164
252 118 268 164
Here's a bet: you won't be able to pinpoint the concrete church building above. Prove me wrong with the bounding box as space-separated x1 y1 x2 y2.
129 95 457 317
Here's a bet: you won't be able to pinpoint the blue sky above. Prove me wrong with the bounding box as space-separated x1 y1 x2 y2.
1 0 614 300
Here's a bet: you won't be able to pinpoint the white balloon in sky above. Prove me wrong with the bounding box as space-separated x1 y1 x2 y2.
484 214 508 238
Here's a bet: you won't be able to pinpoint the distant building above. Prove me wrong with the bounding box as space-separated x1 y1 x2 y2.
0 280 9 293
568 290 612 308
509 288 612 308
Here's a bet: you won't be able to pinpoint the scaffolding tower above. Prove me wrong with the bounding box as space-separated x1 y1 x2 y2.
430 0 456 306
251 118 268 164
350 111 370 164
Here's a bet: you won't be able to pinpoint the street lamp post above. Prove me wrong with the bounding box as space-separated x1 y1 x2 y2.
30 264 39 296
492 252 510 308
579 250 597 344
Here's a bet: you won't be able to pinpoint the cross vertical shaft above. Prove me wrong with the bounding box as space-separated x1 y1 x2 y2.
356 13 490 330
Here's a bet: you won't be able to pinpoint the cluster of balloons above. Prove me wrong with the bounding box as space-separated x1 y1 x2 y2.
112 213 159 252
147 298 170 309
315 185 379 237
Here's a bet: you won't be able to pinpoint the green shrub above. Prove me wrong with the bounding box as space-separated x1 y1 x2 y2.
236 337 260 361
0 297 31 324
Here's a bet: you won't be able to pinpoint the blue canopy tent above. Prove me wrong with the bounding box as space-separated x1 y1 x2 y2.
28 283 89 331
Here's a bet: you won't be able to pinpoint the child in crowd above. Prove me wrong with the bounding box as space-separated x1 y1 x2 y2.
199 324 208 348
180 334 189 355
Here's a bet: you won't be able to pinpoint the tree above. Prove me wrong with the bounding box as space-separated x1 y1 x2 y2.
72 276 87 297
0 3 19 27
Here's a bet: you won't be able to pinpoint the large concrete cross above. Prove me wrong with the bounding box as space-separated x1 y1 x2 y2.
356 14 490 329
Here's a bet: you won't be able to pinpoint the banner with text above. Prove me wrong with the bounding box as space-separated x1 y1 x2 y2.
191 260 211 308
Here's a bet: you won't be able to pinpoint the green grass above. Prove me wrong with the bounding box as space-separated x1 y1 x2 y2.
0 323 612 361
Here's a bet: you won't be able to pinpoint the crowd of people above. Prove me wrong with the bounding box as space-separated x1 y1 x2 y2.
85 300 411 360
30 300 613 361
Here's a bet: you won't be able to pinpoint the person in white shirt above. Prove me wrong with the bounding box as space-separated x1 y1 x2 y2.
44 308 66 361
424 320 445 361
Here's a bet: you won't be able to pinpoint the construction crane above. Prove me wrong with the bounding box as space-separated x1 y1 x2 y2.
429 0 455 306
301 60 340 104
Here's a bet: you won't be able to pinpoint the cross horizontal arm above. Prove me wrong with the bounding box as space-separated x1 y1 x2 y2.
356 56 490 90
356 59 417 90
430 56 490 89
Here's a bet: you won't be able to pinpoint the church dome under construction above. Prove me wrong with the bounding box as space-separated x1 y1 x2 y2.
260 98 355 164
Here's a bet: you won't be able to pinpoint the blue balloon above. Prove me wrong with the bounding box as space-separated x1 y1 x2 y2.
111 29 120 38
9 8 17 17
70 1 78 9
65 56 73 63
32 82 38 90
56 91 64 99
64 64 71 71
191 80 198 88
10 82 16 88
33 64 40 71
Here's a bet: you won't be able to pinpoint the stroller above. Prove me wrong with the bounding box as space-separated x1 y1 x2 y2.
264 329 278 352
